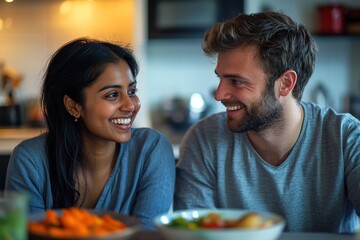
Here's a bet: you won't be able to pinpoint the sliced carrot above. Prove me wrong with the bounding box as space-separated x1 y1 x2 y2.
28 208 128 238
45 209 61 227
28 222 47 235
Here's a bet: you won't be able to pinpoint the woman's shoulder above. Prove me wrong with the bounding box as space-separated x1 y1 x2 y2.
129 128 173 152
17 133 46 147
131 127 167 141
121 128 174 164
13 133 47 155
9 134 48 174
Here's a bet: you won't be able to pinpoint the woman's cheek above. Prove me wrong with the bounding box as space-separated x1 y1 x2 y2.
134 98 141 112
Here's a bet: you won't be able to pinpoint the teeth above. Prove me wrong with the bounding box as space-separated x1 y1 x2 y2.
227 105 242 111
111 118 131 125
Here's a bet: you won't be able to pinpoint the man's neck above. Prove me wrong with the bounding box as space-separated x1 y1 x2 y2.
246 102 304 166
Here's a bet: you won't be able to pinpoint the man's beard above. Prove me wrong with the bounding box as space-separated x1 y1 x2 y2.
227 90 283 133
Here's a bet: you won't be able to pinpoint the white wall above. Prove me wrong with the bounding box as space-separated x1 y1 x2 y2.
0 0 136 106
144 0 360 116
145 39 221 113
1 0 359 129
0 0 155 126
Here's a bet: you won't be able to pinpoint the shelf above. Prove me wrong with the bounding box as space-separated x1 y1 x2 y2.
313 32 360 37
312 32 360 38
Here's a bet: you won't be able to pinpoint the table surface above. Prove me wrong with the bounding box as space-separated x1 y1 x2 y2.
0 127 45 154
129 230 358 240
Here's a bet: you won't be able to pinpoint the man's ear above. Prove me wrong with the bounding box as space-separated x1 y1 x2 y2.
63 95 81 118
278 70 297 97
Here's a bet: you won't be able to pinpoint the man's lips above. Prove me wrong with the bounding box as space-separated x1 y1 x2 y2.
226 105 243 111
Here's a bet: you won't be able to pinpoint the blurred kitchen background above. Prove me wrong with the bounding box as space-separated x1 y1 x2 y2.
1 0 360 147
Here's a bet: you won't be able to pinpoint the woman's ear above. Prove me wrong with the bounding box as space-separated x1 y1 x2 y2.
278 70 297 97
63 95 81 118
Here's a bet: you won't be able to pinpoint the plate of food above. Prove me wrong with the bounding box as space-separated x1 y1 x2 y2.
28 208 141 240
154 208 286 240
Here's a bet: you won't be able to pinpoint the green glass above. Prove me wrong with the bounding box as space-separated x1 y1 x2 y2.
0 191 29 240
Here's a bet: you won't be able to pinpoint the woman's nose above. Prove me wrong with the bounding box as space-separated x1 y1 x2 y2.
121 95 135 113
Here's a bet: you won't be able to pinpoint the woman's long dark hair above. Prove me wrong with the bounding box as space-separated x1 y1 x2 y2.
41 37 139 208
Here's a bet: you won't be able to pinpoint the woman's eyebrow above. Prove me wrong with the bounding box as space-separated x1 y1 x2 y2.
98 84 122 92
98 81 137 92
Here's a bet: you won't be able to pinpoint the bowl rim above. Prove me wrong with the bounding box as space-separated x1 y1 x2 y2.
154 208 286 232
28 209 141 240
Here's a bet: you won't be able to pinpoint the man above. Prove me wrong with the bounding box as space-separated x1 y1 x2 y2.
174 11 360 233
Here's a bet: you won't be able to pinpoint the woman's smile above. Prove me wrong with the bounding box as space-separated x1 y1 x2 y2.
110 117 132 125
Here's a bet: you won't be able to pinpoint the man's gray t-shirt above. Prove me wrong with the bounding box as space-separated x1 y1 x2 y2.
174 101 360 233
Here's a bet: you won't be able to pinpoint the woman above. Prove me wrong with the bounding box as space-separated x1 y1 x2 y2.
5 37 175 230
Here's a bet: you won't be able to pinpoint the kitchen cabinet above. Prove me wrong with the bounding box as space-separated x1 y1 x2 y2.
0 155 9 190
148 0 244 39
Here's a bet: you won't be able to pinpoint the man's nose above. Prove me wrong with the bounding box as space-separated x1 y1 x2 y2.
214 80 229 101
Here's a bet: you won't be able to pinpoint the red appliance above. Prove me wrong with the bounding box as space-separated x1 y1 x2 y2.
317 4 345 34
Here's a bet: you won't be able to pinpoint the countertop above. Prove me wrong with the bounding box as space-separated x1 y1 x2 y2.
0 127 45 154
0 127 179 158
130 231 358 240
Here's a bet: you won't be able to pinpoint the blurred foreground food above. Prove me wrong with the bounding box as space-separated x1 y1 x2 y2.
28 207 128 238
169 212 274 230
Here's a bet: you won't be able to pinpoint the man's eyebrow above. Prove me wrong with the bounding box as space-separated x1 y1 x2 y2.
215 70 244 79
129 81 137 87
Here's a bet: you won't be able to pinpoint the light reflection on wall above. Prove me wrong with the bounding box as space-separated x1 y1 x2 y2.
0 0 136 103
59 1 93 29
60 1 73 15
0 17 12 31
4 18 12 29
49 0 135 44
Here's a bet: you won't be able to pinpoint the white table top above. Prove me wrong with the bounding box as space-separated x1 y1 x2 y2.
130 231 357 240
0 128 180 158
279 232 356 240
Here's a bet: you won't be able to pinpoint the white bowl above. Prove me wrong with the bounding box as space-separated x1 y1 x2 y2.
154 209 286 240
28 209 140 240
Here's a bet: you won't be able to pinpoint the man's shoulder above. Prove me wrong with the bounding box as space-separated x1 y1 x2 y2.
194 112 227 128
184 112 232 141
302 101 360 124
